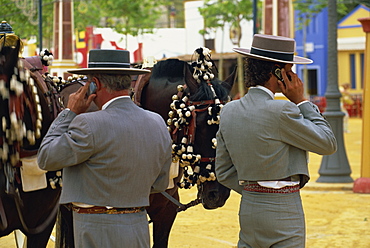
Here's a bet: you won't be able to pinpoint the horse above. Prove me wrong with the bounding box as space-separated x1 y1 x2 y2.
0 33 63 247
135 48 236 247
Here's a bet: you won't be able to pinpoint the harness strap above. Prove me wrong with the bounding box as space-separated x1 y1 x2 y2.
187 110 197 144
200 157 215 163
187 99 218 106
133 71 152 107
0 198 8 231
160 191 201 213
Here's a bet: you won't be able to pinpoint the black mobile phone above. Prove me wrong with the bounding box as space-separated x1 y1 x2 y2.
273 66 284 82
87 82 97 96
272 66 291 83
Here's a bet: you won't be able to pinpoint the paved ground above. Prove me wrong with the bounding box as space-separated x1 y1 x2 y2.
0 118 368 247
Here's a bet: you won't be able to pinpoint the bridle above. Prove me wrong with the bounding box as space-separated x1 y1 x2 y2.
168 82 227 189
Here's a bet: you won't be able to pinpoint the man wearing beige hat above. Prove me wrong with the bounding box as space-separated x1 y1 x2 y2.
37 49 172 247
215 34 337 247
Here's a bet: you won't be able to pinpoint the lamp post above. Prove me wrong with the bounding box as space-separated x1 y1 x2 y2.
317 0 353 183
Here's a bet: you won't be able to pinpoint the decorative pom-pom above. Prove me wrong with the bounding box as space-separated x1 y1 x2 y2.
177 85 184 92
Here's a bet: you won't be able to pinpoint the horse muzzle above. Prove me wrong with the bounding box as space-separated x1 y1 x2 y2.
199 181 231 209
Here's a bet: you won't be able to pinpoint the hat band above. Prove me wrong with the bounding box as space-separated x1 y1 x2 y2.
88 62 131 68
250 47 294 62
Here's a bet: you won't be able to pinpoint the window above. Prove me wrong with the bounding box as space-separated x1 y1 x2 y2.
307 69 318 95
350 54 356 89
360 53 364 89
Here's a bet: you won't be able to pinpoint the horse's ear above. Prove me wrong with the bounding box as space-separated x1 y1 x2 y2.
184 63 199 95
222 66 237 92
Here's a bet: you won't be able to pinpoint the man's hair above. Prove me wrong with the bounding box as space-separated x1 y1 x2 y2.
88 73 132 92
244 58 285 87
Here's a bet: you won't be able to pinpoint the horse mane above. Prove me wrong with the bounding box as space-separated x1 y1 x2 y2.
151 59 186 80
189 79 230 102
150 58 230 102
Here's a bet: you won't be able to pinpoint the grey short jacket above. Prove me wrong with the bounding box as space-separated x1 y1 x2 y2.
215 88 337 194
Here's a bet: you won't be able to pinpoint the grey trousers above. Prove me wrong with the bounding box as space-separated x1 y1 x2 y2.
73 210 150 248
238 190 305 248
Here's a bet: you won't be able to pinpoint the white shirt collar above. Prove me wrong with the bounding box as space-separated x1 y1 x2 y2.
253 85 274 99
102 95 130 110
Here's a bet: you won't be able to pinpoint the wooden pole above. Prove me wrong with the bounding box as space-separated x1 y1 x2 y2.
358 18 370 178
352 17 370 193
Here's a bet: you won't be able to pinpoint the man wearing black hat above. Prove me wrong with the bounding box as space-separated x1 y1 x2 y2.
215 34 337 247
37 49 172 247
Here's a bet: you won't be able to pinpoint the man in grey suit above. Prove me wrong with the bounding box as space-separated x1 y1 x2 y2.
215 34 337 248
37 49 172 248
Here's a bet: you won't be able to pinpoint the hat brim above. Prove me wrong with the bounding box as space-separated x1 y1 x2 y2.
67 68 151 75
233 48 313 64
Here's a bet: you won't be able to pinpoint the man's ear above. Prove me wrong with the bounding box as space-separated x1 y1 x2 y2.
93 77 102 91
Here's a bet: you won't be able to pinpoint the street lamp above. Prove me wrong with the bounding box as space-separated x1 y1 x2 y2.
317 0 353 183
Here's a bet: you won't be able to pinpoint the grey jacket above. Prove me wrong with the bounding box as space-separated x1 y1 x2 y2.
38 97 172 208
215 88 337 194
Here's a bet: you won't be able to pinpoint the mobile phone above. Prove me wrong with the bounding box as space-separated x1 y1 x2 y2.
87 82 97 96
273 66 284 82
272 66 291 83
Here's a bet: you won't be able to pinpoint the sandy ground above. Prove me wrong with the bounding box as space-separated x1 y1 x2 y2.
1 118 369 247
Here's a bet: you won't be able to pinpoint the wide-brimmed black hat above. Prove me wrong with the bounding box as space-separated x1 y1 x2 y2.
233 34 312 64
68 49 150 75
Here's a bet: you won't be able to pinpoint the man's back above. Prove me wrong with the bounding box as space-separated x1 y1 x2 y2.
38 97 172 208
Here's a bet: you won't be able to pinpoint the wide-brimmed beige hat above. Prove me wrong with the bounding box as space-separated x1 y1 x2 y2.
68 49 150 75
233 34 313 64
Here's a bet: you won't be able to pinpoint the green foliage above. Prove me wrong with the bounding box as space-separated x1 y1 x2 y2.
0 0 172 46
74 1 102 31
97 0 169 36
0 0 54 40
293 0 370 30
198 0 256 36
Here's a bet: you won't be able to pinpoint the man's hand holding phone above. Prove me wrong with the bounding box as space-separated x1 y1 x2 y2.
277 68 307 105
67 81 96 114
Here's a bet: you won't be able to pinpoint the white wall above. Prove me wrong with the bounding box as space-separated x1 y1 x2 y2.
83 0 254 63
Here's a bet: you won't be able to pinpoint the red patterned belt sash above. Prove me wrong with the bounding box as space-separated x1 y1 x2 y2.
243 182 300 194
72 205 145 214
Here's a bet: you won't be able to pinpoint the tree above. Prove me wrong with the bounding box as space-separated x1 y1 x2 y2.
1 0 53 47
97 0 170 37
199 0 257 96
0 0 172 50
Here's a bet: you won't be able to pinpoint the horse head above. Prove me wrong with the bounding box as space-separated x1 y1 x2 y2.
182 60 235 209
140 48 236 210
